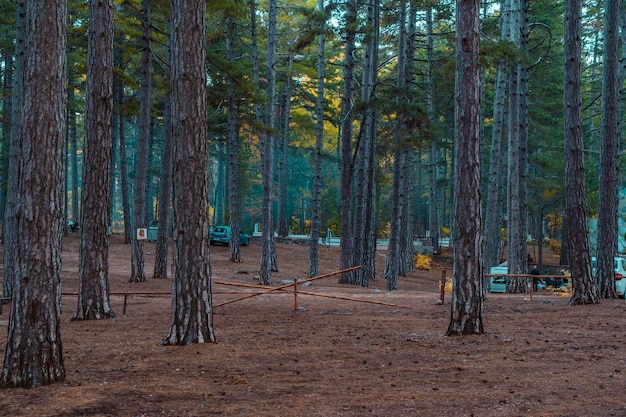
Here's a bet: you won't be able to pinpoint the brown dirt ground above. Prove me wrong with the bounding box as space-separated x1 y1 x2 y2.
0 235 625 417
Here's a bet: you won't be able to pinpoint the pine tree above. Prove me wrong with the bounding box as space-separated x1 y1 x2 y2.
73 0 116 320
165 0 216 345
1 0 67 387
447 0 484 336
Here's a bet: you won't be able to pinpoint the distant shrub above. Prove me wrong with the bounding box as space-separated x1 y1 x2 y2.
414 254 433 271
380 222 391 239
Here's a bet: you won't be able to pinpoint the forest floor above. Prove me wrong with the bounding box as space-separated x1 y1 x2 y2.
0 234 625 417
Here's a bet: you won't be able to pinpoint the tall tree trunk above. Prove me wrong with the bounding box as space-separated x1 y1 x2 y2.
517 0 529 275
1 0 67 387
260 0 278 284
446 0 484 336
249 0 269 273
113 37 132 243
353 0 379 287
277 50 294 238
109 90 117 234
226 16 242 263
595 0 619 299
309 0 325 278
145 132 157 226
130 0 152 283
586 0 604 157
618 0 626 88
352 73 369 285
506 0 529 292
426 6 441 256
165 0 216 346
2 0 24 301
400 153 416 276
0 50 13 239
384 0 408 291
212 147 226 226
153 95 172 278
73 0 116 321
117 82 132 244
338 0 357 284
366 0 380 283
484 0 510 275
563 0 598 305
398 3 417 278
384 153 407 290
68 74 80 228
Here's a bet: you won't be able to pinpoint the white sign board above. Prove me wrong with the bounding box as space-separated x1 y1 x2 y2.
136 228 148 240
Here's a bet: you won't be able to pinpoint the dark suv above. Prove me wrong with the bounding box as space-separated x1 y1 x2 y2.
209 226 250 246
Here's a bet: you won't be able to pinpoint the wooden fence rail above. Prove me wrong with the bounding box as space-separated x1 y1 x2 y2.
1 266 409 315
484 273 571 300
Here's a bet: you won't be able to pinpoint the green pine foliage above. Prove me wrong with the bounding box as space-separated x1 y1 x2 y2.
0 0 616 241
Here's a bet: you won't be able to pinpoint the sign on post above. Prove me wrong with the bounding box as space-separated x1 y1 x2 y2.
136 228 147 240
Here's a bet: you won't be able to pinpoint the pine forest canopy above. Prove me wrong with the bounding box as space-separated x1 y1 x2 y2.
0 0 624 389
0 0 623 278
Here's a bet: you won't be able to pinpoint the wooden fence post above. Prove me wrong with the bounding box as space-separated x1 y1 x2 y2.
439 269 447 304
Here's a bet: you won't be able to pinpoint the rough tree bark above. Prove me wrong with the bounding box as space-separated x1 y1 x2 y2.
68 74 80 228
73 0 116 320
153 95 172 278
277 49 294 238
338 0 357 284
248 0 278 273
309 0 325 278
483 0 510 277
563 0 598 305
0 49 13 239
446 0 484 336
353 0 379 287
164 0 216 345
1 0 67 387
259 0 279 284
226 16 242 263
130 0 152 283
398 2 417 279
116 74 132 244
595 0 619 299
506 0 530 293
384 0 409 291
619 0 626 88
112 36 132 244
2 0 23 301
426 6 441 256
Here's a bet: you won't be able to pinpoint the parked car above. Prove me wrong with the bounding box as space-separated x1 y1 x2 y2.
592 256 626 298
209 226 250 246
